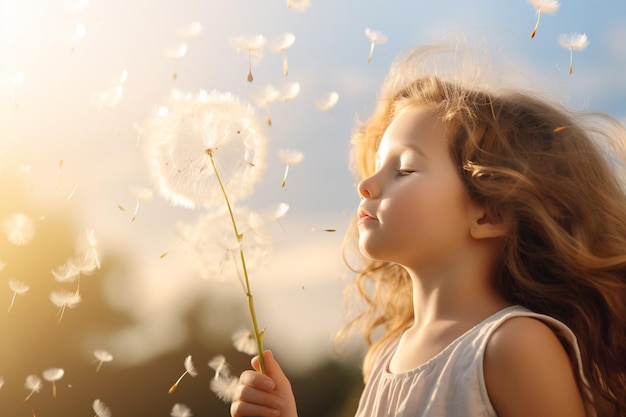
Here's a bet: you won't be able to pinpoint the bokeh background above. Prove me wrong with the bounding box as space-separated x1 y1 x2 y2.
1 0 625 415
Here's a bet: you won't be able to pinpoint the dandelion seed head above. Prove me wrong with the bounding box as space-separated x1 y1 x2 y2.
92 399 112 417
210 375 239 402
178 22 202 39
145 90 266 209
94 349 113 362
286 0 311 12
42 368 64 382
281 82 300 101
558 32 589 50
177 206 272 282
171 403 193 417
166 43 188 59
270 32 296 51
9 279 29 294
232 329 257 355
2 213 35 245
25 375 42 391
278 149 304 165
315 91 339 111
365 28 388 44
50 290 81 308
208 355 231 379
528 0 560 13
184 355 198 377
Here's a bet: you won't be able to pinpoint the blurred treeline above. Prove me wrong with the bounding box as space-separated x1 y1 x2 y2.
0 172 363 416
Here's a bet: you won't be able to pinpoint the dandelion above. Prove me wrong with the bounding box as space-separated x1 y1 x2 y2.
528 0 559 39
50 290 81 323
93 349 113 372
278 149 304 188
365 28 388 63
2 213 35 245
208 355 231 380
42 368 64 398
315 91 339 119
129 185 154 222
177 207 272 283
8 279 29 312
23 375 42 402
286 0 311 12
178 22 202 39
253 85 280 126
168 355 198 394
210 375 239 403
270 33 296 76
229 35 267 82
171 403 193 417
232 328 257 355
145 90 266 209
92 399 111 417
558 33 589 75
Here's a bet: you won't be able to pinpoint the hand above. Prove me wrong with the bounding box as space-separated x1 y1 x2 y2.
230 350 298 417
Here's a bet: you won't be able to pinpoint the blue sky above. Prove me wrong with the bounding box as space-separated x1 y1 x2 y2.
1 0 625 371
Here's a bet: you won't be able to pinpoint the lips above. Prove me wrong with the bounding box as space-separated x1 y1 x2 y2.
358 208 377 224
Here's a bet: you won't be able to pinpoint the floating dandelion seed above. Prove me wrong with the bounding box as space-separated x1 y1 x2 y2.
315 91 339 119
77 229 101 270
168 355 198 394
129 186 154 222
145 90 266 209
0 376 3 390
66 183 79 200
286 0 311 12
73 22 87 42
253 85 280 126
51 262 80 284
229 35 267 82
558 32 589 75
92 399 111 417
10 71 25 111
528 0 559 39
210 375 239 403
23 375 42 402
8 279 29 312
171 403 193 417
166 43 188 59
159 237 183 259
270 33 296 76
132 122 144 147
177 207 272 283
93 350 113 372
42 368 64 398
2 213 35 246
50 290 81 323
178 22 202 39
365 28 388 63
56 160 63 189
280 82 300 117
278 149 304 188
208 355 231 380
232 328 257 355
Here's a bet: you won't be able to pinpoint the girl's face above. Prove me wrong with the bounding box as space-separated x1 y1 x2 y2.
357 105 480 270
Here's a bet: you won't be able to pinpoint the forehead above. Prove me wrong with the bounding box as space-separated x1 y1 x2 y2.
377 105 443 156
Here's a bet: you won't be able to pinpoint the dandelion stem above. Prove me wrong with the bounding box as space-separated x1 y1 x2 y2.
247 50 254 83
8 292 16 312
568 48 573 74
531 10 541 38
207 149 266 374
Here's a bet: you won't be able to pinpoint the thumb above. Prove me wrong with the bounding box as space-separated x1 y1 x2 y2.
251 350 291 388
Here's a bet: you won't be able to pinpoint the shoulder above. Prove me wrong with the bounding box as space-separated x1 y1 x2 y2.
484 316 587 417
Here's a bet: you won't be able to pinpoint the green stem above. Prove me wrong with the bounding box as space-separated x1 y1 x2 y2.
207 149 266 374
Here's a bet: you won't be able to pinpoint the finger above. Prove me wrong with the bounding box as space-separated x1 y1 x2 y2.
234 383 285 409
253 351 291 390
230 399 280 417
240 370 276 391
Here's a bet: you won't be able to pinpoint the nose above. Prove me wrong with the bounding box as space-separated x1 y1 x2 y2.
358 174 378 199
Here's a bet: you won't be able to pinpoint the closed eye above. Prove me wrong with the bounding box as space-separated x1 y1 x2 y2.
396 169 416 176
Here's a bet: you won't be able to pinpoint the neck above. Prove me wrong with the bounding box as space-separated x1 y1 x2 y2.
404 248 509 328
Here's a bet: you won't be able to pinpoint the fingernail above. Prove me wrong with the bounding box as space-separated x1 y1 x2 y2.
263 380 275 390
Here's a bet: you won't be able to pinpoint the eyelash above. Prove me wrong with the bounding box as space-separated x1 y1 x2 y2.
396 169 415 176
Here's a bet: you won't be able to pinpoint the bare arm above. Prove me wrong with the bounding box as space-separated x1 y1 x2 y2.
484 317 587 417
231 350 298 417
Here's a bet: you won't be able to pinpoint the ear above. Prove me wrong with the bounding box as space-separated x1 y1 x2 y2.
469 206 510 240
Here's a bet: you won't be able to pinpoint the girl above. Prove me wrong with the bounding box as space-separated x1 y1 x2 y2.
230 45 626 417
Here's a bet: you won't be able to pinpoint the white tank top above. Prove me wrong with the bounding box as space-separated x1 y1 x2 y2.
354 305 591 417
